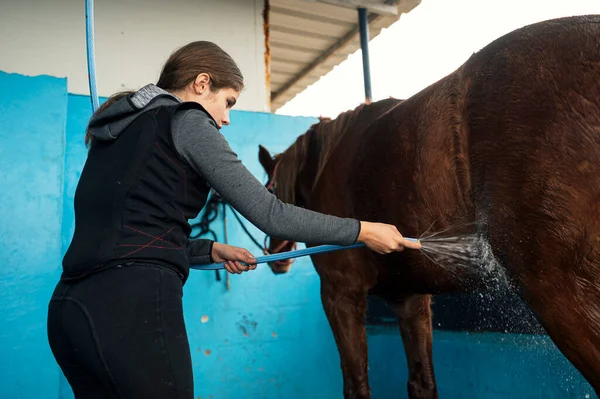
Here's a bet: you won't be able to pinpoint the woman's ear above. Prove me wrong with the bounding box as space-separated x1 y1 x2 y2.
194 73 211 94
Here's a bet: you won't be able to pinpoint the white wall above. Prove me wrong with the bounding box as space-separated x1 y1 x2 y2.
0 0 268 112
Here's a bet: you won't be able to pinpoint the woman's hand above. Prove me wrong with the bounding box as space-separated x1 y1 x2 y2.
211 242 258 274
357 221 421 254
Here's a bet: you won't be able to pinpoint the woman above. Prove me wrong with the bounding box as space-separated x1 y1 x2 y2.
47 41 420 398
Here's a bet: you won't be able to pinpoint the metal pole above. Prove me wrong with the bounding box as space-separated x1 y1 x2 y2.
85 0 100 112
358 7 372 103
223 203 230 291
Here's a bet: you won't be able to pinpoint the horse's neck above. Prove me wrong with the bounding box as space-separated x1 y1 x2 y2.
310 129 346 188
309 99 403 187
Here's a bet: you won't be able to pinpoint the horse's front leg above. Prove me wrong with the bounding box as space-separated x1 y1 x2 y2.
390 294 438 399
320 279 371 399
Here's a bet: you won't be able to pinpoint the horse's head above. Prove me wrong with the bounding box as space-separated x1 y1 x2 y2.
258 137 317 274
258 113 361 274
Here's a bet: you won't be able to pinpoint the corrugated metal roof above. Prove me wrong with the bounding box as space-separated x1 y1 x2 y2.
267 0 421 111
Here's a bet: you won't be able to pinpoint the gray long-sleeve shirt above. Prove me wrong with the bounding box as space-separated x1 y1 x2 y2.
171 107 360 246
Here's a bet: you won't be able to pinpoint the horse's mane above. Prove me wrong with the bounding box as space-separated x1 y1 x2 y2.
276 98 402 204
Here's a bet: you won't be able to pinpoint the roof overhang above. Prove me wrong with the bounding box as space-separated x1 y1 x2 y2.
266 0 421 111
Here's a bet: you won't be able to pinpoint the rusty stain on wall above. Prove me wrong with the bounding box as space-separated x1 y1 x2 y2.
263 0 271 111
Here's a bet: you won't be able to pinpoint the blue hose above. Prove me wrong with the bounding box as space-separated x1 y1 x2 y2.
85 0 100 112
191 238 419 271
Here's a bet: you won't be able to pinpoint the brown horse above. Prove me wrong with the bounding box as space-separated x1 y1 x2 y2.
258 15 600 399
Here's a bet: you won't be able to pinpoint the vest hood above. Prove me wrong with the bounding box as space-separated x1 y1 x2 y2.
87 84 182 141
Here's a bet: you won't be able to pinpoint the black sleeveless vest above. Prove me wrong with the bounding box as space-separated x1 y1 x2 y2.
62 103 211 282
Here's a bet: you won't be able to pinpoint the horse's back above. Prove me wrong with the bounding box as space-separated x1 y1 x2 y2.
463 15 600 275
341 15 600 284
316 15 600 287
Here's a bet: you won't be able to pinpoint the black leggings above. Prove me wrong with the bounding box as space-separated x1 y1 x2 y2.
47 263 193 399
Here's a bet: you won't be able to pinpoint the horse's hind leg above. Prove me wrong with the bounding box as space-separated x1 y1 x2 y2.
389 294 438 399
520 255 600 394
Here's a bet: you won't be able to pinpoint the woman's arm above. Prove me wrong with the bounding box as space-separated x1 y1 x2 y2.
185 238 214 265
186 238 257 273
172 109 360 246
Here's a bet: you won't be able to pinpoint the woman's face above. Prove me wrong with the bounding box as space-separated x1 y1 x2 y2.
173 73 239 129
197 87 239 129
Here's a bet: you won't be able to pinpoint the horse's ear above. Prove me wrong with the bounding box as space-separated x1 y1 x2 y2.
258 145 275 173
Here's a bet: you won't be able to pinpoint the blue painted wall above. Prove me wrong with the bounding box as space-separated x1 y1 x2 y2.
0 72 66 398
0 71 596 398
368 329 594 398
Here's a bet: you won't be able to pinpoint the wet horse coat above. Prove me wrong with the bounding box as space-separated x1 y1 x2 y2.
259 15 600 398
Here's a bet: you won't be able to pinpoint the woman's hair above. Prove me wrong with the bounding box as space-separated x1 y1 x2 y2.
85 41 244 146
